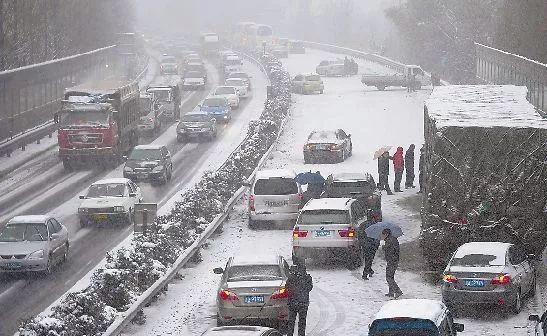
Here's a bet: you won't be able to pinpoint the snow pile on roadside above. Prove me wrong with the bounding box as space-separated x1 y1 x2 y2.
18 56 292 336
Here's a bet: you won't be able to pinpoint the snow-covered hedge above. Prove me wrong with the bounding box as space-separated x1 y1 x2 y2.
19 56 291 336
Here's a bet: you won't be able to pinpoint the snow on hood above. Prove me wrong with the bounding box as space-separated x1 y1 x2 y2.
0 240 47 255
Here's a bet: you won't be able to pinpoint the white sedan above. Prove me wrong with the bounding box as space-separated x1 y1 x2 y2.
212 86 240 109
78 178 143 227
225 78 249 98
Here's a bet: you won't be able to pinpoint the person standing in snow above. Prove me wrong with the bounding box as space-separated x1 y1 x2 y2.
382 228 403 298
377 151 393 195
392 147 404 192
404 144 416 189
361 230 380 280
418 145 425 193
286 262 313 336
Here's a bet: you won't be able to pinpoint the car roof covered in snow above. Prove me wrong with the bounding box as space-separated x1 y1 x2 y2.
302 198 353 211
425 85 546 129
133 144 163 150
91 178 131 186
454 242 511 260
330 172 371 182
230 255 281 266
8 215 50 224
373 299 447 325
255 169 296 180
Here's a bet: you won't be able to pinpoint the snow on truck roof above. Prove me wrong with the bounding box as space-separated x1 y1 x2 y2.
374 299 447 324
425 85 546 129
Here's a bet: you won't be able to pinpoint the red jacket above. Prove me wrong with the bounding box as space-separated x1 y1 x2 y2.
392 147 404 172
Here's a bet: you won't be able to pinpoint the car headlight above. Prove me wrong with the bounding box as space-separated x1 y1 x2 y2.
223 115 228 119
27 250 44 260
78 207 88 213
113 206 125 212
124 166 133 172
152 165 164 172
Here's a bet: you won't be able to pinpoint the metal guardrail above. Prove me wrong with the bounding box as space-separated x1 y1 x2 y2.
102 53 285 336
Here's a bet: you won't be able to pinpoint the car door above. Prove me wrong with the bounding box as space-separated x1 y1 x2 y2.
336 129 348 153
514 245 534 293
509 245 528 291
46 219 63 261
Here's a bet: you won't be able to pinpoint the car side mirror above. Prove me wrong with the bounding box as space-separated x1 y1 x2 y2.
453 323 464 332
213 267 224 274
79 195 86 199
129 193 137 197
50 233 59 240
529 314 540 322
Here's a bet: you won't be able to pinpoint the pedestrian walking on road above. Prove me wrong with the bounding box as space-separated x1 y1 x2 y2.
377 152 393 195
392 147 404 192
418 145 425 193
382 228 402 298
286 263 313 336
362 234 380 280
404 144 416 189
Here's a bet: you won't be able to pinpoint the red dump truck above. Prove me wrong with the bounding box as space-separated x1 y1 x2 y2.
56 80 141 170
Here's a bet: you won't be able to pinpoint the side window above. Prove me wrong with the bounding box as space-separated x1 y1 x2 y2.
351 202 365 220
50 218 62 233
127 182 136 194
338 129 347 138
510 246 526 265
282 259 290 274
46 220 55 235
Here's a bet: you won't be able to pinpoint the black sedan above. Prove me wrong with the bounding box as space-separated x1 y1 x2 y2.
303 129 352 164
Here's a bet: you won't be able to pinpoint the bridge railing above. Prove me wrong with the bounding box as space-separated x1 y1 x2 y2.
0 46 117 148
475 43 546 115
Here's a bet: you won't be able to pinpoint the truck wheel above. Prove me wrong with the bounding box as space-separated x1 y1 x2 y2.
62 159 73 171
377 86 386 91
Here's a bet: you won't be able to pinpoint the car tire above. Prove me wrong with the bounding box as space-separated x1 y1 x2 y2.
512 289 522 314
338 151 345 163
377 85 386 91
160 170 168 185
79 218 88 228
249 218 259 229
62 243 69 263
43 256 53 275
216 314 224 327
530 275 537 297
167 166 173 181
62 159 73 171
304 154 311 164
348 143 353 157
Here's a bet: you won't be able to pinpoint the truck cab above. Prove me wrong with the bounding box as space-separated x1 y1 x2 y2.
146 85 180 121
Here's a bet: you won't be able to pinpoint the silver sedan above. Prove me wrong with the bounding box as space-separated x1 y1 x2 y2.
0 215 69 274
213 255 290 328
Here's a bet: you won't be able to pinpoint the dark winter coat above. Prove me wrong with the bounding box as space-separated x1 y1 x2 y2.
286 268 313 306
392 147 404 172
405 145 415 171
378 153 390 175
419 149 424 172
383 235 400 265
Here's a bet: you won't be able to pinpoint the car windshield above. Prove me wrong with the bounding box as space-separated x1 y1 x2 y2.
227 265 282 282
129 148 162 161
148 89 172 102
182 114 210 122
203 98 227 107
87 183 126 198
253 178 298 195
0 223 48 242
186 71 202 78
298 209 350 224
59 110 109 127
451 253 506 267
306 75 321 81
226 79 244 86
215 87 236 95
309 131 336 142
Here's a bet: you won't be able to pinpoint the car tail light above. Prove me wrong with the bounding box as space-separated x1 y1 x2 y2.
271 287 288 300
328 144 340 151
249 194 255 211
298 193 304 201
443 274 458 284
219 290 239 301
491 274 511 285
338 228 356 238
293 227 308 238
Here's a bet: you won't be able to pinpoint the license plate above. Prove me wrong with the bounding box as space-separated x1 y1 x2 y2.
4 262 22 269
315 230 331 237
138 173 148 178
244 295 264 304
265 201 288 207
316 144 328 150
464 279 485 287
95 214 108 221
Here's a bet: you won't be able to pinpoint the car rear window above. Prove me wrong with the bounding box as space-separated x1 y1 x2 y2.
298 209 350 225
451 253 505 267
309 131 336 142
329 181 375 194
227 265 282 282
370 319 437 336
253 178 298 195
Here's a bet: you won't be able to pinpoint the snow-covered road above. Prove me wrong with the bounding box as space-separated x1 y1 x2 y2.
122 49 541 336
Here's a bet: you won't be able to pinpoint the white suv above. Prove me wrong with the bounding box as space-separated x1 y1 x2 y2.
248 169 303 228
292 197 367 269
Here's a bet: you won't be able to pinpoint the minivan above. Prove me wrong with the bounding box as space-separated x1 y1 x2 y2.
248 169 303 228
369 299 464 336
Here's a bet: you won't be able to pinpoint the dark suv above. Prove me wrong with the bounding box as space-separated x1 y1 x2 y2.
123 145 173 184
176 112 217 142
321 172 382 222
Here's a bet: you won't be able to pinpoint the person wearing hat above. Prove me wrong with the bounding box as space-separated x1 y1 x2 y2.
286 262 313 336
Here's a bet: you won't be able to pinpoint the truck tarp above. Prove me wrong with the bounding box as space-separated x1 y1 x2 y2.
420 85 547 270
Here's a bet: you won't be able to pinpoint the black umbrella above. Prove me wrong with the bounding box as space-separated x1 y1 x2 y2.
294 171 325 185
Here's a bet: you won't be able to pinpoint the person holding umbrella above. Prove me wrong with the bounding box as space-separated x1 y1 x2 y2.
382 228 403 298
